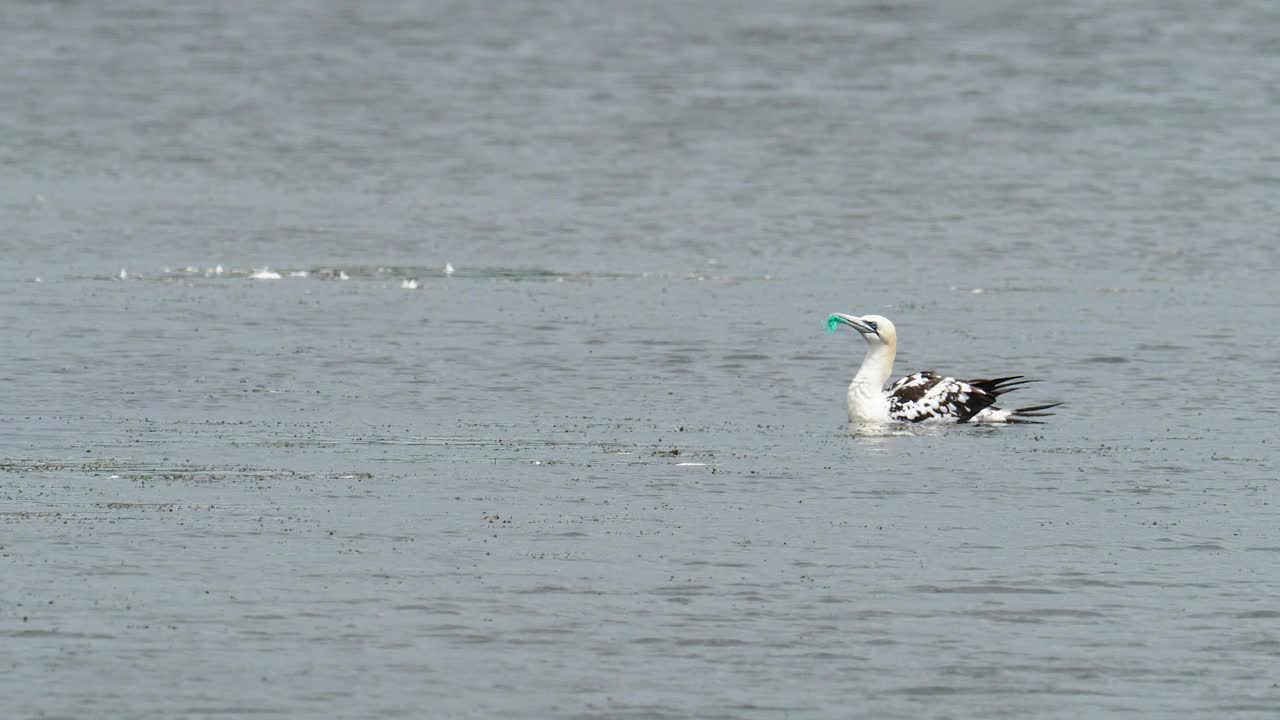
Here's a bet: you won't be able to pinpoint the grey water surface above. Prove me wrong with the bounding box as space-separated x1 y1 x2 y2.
3 1 1280 718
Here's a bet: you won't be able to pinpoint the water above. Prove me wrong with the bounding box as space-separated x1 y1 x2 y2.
3 1 1280 718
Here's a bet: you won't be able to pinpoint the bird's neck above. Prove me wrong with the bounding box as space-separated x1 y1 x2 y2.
851 342 896 392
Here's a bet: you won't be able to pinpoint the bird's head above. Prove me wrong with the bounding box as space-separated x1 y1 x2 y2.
826 313 897 348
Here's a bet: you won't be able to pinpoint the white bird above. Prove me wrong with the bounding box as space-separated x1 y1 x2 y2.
827 313 1060 425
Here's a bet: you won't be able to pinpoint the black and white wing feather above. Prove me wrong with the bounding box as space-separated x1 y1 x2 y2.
886 371 1032 423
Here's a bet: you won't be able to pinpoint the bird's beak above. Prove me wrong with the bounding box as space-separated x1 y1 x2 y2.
827 313 876 335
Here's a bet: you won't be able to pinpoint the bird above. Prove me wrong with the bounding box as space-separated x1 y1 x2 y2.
827 313 1061 425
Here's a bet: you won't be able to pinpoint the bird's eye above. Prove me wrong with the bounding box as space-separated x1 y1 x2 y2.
867 321 878 330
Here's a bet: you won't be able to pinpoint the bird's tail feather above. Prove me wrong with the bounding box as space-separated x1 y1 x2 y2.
1007 402 1063 424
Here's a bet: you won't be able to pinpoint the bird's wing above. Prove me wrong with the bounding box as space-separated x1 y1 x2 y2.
964 375 1033 396
888 371 999 423
886 371 939 396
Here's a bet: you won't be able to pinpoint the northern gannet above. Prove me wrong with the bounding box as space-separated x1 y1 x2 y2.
827 313 1061 425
